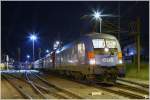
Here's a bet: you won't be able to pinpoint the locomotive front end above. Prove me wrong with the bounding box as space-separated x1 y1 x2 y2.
88 33 125 82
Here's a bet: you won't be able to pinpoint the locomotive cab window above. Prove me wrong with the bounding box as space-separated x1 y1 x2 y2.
92 39 118 54
92 39 105 48
105 39 117 48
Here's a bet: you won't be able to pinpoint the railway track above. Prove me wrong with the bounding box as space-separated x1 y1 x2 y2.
3 73 57 99
43 72 149 99
116 79 149 94
94 83 149 99
71 79 149 99
25 72 49 99
29 72 83 99
2 71 149 99
117 78 149 88
2 74 33 99
4 71 82 99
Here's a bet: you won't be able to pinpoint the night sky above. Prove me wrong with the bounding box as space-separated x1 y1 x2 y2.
1 1 149 62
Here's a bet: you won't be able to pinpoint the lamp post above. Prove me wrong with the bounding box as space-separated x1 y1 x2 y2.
91 10 113 33
81 10 115 33
29 33 37 63
93 11 102 33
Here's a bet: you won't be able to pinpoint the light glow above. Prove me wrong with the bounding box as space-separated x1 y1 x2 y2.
54 40 61 50
129 51 134 56
91 10 113 20
89 58 96 65
104 48 109 52
56 41 60 45
94 11 101 19
56 49 61 54
30 34 37 41
27 55 30 59
118 59 123 64
46 50 49 53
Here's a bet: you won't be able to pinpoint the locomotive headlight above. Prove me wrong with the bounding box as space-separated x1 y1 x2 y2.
118 59 123 64
104 47 109 52
89 58 96 65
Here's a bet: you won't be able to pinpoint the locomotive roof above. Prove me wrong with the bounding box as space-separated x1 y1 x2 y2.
55 32 119 54
85 32 117 40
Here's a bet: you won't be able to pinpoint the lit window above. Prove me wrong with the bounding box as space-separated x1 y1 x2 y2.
106 39 116 48
92 39 105 48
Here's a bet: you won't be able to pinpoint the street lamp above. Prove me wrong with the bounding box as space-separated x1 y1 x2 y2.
91 10 112 33
92 11 103 33
93 11 102 33
27 54 30 59
29 33 37 62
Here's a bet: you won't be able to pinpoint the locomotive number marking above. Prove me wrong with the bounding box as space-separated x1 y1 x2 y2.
102 58 113 62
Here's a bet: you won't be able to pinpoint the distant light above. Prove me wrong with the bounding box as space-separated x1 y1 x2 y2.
50 59 52 62
56 41 60 45
27 55 30 59
129 51 134 56
30 34 37 41
118 59 123 64
104 48 109 52
46 50 49 53
53 40 61 50
56 49 60 54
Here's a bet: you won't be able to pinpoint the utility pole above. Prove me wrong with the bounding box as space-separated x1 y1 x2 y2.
137 17 141 72
38 48 41 59
17 48 21 65
6 55 9 70
118 1 120 41
129 17 141 72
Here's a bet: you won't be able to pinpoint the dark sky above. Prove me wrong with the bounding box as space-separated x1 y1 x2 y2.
1 1 149 62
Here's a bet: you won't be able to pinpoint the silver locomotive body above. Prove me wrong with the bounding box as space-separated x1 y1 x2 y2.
35 32 125 82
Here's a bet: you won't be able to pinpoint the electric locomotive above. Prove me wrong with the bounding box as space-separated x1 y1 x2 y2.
35 32 125 83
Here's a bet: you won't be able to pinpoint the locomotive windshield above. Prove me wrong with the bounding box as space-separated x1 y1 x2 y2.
105 39 117 48
92 39 117 48
92 39 105 48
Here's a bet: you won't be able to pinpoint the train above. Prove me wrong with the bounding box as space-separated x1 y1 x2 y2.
34 32 125 83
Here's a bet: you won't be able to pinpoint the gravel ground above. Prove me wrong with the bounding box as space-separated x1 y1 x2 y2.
1 78 23 99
